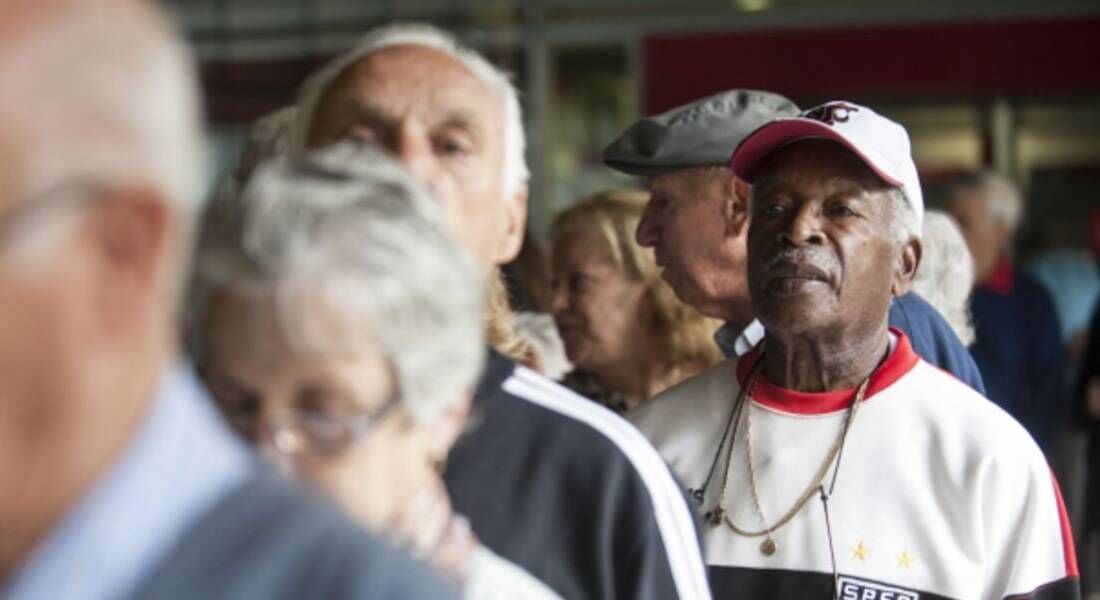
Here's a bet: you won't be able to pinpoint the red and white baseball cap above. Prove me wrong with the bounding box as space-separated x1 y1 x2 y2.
729 100 924 229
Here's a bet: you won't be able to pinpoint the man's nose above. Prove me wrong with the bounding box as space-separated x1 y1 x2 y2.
392 129 437 187
635 203 660 248
778 203 825 246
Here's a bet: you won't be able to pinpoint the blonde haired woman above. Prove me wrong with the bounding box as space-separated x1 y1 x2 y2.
550 190 722 412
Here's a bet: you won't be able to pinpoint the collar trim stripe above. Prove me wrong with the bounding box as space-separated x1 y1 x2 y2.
735 328 920 415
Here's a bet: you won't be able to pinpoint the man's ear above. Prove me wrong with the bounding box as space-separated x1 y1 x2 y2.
495 183 528 264
891 237 922 297
726 175 751 238
86 187 172 335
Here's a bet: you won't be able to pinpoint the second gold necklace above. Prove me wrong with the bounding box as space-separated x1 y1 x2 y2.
709 358 870 557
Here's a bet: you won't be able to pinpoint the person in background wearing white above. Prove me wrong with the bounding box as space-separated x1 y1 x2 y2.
632 101 1080 599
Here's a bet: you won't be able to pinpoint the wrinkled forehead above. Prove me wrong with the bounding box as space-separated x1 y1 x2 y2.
317 44 503 134
0 3 61 200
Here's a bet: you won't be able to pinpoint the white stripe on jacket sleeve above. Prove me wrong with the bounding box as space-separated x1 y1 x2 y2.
505 367 712 600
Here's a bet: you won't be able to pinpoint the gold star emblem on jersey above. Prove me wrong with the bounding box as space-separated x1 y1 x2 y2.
898 551 915 569
852 540 870 561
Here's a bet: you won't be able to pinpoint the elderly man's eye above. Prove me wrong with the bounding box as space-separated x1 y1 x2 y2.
760 202 786 216
827 204 859 218
434 136 471 156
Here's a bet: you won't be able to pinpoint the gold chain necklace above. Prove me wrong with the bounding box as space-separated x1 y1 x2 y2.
709 361 870 557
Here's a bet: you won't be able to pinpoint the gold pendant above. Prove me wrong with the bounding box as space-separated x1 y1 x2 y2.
760 538 777 556
707 507 725 527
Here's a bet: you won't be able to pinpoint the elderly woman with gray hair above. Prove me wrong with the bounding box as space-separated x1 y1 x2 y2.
910 209 976 346
186 143 560 599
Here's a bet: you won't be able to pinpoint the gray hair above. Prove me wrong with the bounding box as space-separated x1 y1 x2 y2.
910 210 975 345
186 142 485 423
948 171 1024 232
292 23 528 198
888 187 922 245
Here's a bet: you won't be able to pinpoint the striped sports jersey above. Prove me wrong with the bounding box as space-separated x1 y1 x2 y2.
447 351 711 600
630 330 1079 600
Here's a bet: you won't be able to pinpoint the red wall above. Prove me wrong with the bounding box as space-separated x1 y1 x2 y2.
644 18 1100 113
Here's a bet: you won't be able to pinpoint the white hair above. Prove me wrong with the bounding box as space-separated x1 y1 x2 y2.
950 171 1024 232
291 22 528 198
1 1 202 215
889 188 922 244
186 142 486 423
911 210 975 345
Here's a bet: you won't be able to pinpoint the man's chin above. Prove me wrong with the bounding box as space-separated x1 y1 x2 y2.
755 300 831 335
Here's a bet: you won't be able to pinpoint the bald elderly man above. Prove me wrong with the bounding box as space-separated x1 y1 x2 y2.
291 24 709 600
604 90 986 395
0 2 452 598
631 102 1079 599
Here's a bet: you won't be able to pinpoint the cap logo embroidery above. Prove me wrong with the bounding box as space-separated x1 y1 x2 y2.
805 103 860 125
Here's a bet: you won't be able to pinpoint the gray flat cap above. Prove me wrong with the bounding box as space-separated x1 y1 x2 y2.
603 89 799 176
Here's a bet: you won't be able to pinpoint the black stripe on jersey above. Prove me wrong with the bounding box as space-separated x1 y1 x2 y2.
1004 577 1081 600
709 565 958 600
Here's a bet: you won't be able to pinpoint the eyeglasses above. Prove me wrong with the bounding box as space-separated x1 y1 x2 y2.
221 393 401 456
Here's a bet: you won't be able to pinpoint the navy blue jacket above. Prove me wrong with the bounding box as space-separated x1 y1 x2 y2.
1077 297 1100 535
970 263 1066 451
890 292 986 395
445 351 709 600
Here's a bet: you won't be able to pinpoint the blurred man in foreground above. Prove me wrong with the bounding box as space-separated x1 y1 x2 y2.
632 101 1078 598
0 2 452 598
292 23 709 599
604 89 986 394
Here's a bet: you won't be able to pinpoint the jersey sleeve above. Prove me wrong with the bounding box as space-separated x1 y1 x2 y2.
980 432 1079 600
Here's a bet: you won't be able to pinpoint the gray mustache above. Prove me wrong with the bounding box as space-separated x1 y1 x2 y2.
764 247 840 273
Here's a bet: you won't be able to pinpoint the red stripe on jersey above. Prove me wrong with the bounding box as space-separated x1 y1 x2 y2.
735 328 920 415
1050 472 1079 577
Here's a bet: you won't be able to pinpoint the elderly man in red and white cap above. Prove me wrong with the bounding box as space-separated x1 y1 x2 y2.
631 101 1080 599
